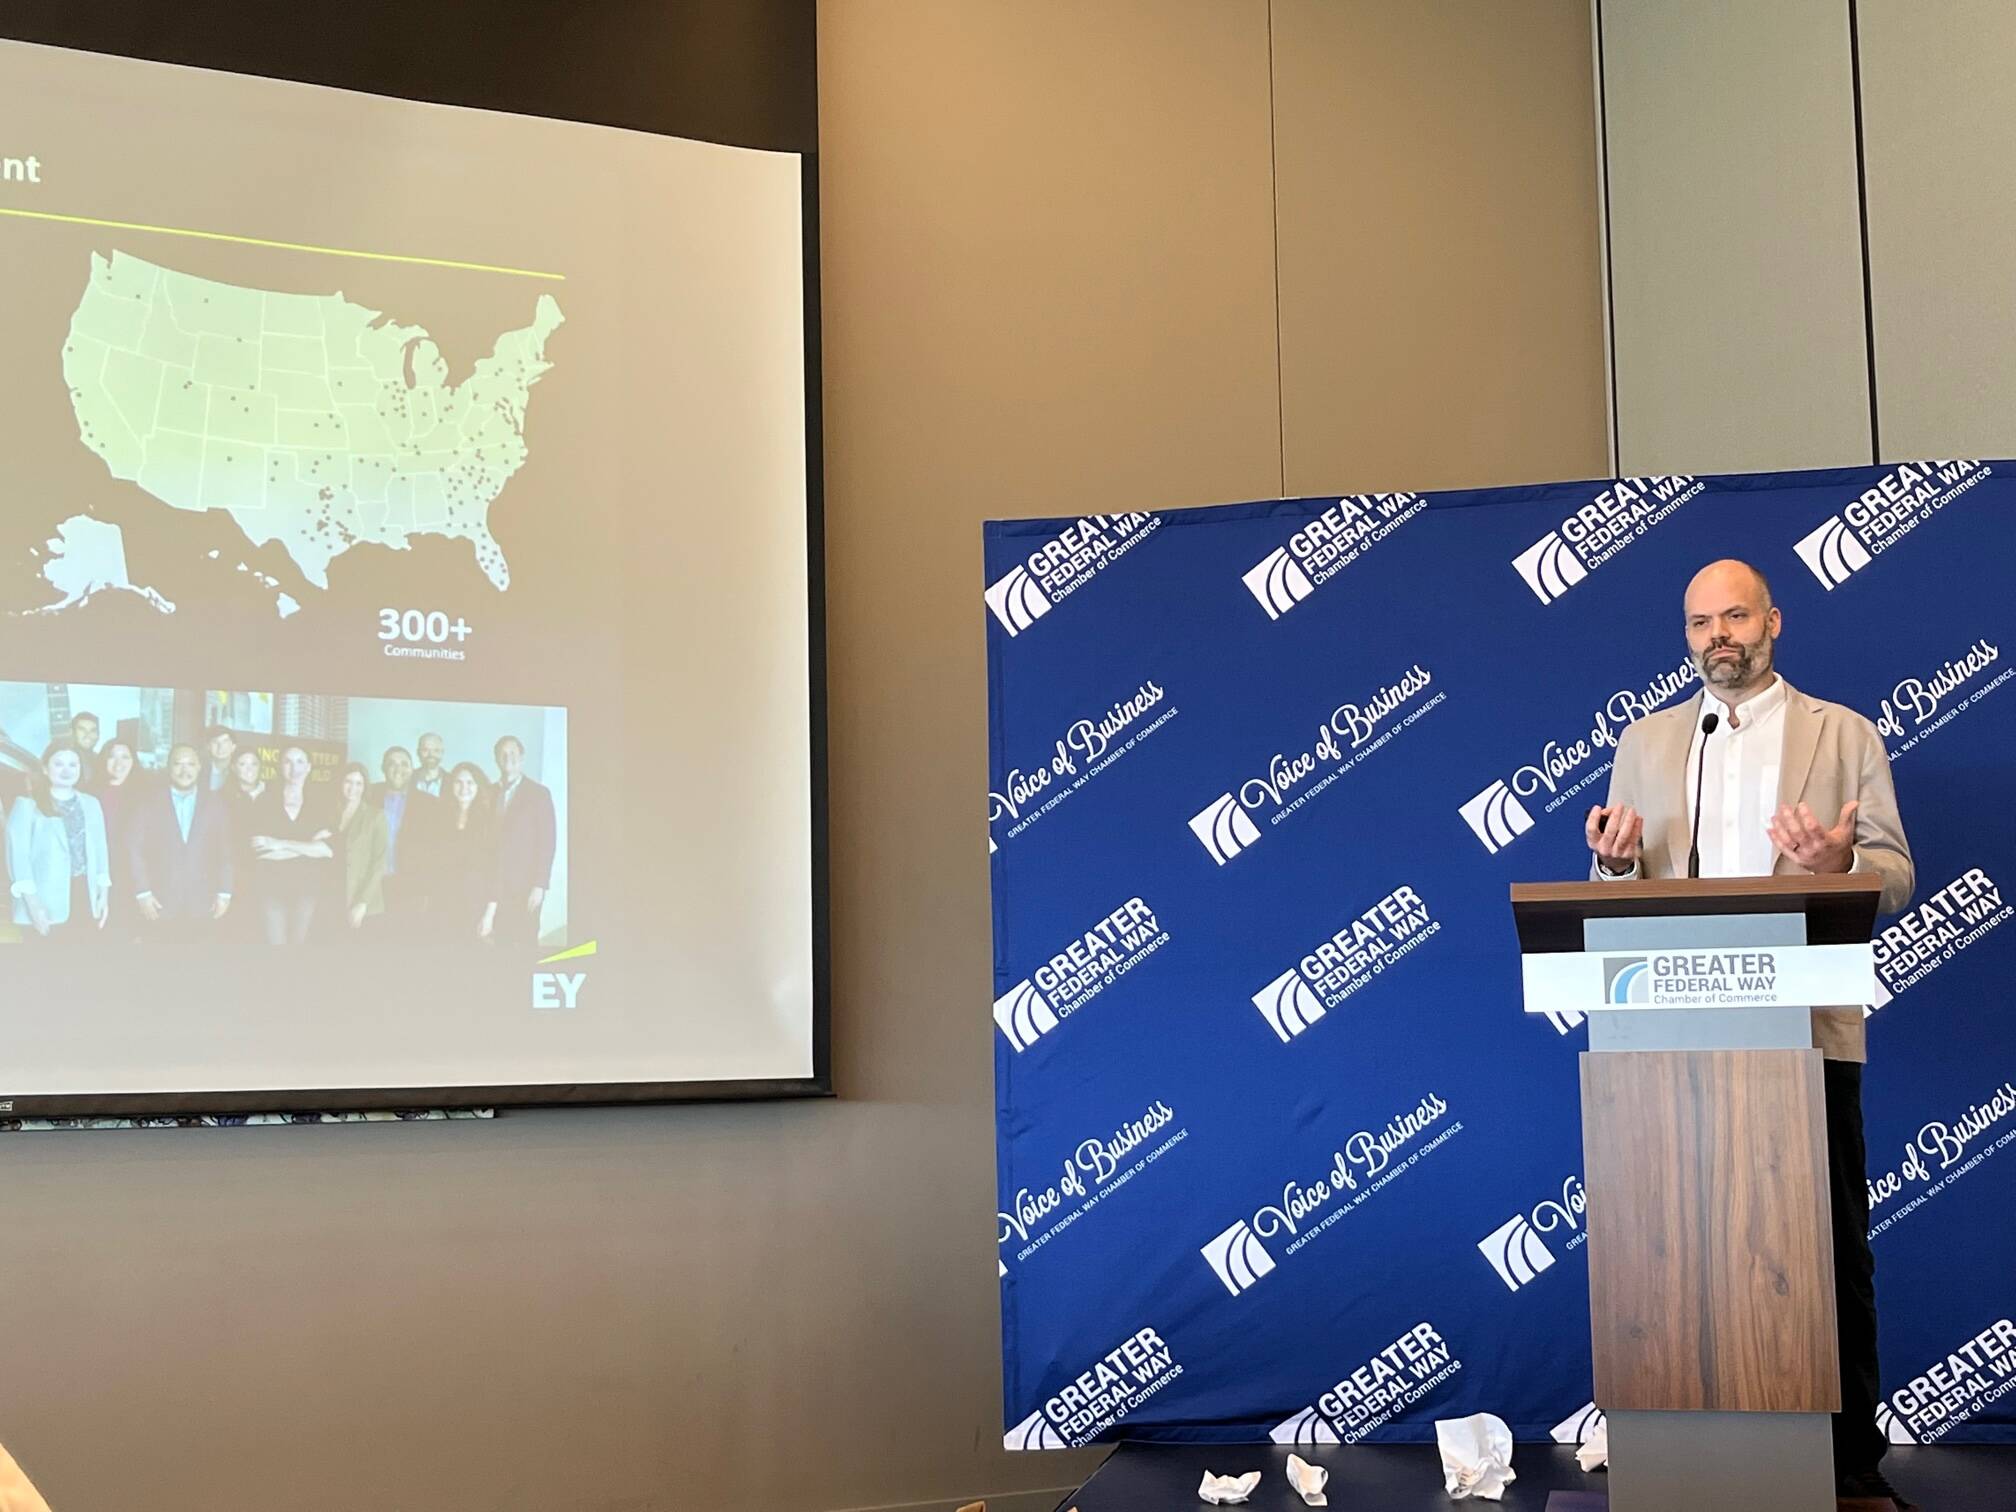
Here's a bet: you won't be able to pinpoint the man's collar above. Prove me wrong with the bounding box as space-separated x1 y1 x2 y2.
1705 672 1785 729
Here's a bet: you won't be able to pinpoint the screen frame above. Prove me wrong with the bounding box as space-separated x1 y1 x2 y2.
0 11 832 1115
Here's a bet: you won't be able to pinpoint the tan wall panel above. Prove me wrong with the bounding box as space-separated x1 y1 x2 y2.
1603 0 1872 475
1274 0 1610 495
1859 0 2016 460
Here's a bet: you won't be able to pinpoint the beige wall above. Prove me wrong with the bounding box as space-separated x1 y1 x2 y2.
0 6 1607 1510
1601 0 1873 476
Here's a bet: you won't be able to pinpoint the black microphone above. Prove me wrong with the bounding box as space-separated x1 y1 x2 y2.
1686 711 1721 879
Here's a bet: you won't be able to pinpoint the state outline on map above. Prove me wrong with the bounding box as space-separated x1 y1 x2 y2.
56 248 563 614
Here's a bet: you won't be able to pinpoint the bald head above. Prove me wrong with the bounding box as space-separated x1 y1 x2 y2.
1684 559 1780 697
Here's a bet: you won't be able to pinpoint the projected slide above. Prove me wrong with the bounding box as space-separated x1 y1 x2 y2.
0 41 816 1105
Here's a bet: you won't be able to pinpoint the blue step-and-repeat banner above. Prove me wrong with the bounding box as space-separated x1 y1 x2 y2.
984 462 2016 1452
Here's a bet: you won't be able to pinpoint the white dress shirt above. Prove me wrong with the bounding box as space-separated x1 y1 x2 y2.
1686 675 1787 877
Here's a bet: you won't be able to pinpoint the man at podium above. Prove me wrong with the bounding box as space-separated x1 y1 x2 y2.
1583 559 1916 1510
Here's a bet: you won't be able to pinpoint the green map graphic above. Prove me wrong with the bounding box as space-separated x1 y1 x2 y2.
61 250 562 599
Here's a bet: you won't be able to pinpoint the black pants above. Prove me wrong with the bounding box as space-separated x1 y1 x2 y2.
1826 1059 1885 1476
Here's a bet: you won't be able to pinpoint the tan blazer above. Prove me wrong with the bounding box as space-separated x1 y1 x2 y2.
1592 677 1914 1061
0 1443 53 1512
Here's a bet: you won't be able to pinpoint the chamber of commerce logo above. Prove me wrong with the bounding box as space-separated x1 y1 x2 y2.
1882 1317 2016 1442
983 564 1052 635
1551 1403 1606 1446
1462 656 1699 853
1875 1403 1918 1446
993 897 1171 1051
1792 460 1987 591
1249 884 1441 1041
1479 1176 1587 1291
1003 1411 1067 1450
1511 532 1587 605
1240 493 1428 619
1512 475 1703 604
989 676 1174 848
1009 1325 1183 1449
1459 779 1533 854
1243 548 1314 620
1603 955 1650 1003
1792 515 1871 590
999 1098 1186 1268
985 511 1161 637
1292 1322 1463 1444
1252 970 1326 1043
1202 1218 1277 1295
1190 792 1261 864
1871 865 2007 1002
993 980 1058 1053
1271 1407 1342 1445
1478 1214 1555 1291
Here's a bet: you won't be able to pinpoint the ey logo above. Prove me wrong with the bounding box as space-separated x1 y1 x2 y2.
1793 515 1873 590
532 940 596 1009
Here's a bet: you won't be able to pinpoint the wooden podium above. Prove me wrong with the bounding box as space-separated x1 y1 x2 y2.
1512 875 1883 1512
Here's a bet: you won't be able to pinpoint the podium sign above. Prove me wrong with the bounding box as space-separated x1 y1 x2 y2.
1523 941 1874 1015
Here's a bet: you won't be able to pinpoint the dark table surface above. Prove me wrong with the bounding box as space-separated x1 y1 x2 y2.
1054 1441 2016 1512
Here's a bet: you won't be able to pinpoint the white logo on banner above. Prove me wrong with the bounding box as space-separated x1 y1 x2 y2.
1876 638 2008 764
986 512 1162 637
1202 1219 1278 1295
1511 531 1588 604
1883 1317 2016 1442
1271 1407 1343 1445
990 678 1176 848
1793 515 1873 590
1512 475 1704 603
1463 656 1700 854
1478 1215 1555 1291
1243 547 1315 619
1866 1075 2016 1242
1792 460 1989 591
1014 1326 1184 1449
995 898 1172 1052
1459 779 1534 854
1479 1176 1587 1290
1000 1099 1188 1268
993 980 1059 1053
1241 494 1429 618
1875 1402 1919 1445
1190 793 1262 864
1872 866 2009 1007
1252 970 1327 1043
1305 1322 1464 1444
1003 1410 1067 1450
1251 885 1442 1040
1551 1402 1606 1446
984 564 1053 635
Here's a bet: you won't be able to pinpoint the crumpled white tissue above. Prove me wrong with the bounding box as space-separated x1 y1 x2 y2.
1435 1412 1517 1500
1285 1452 1329 1506
1575 1421 1609 1472
1197 1469 1262 1504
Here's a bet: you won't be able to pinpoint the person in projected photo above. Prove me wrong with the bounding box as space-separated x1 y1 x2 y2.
372 744 440 933
128 743 233 940
247 744 332 945
491 735 555 947
333 762 388 933
69 711 101 785
204 726 237 793
437 761 499 941
413 732 448 798
224 747 271 941
5 740 111 939
91 737 143 935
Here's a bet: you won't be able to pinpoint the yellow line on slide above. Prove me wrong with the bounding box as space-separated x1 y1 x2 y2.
0 205 566 281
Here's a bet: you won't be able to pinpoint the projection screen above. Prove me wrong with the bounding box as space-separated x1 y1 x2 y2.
0 40 825 1111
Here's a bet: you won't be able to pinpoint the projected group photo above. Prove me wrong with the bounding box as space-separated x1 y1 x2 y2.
1 681 568 948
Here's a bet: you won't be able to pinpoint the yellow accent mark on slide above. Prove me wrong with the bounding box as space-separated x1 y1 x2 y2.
0 205 566 281
538 940 598 964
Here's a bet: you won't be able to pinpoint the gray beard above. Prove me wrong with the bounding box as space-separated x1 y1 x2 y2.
1698 641 1770 690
